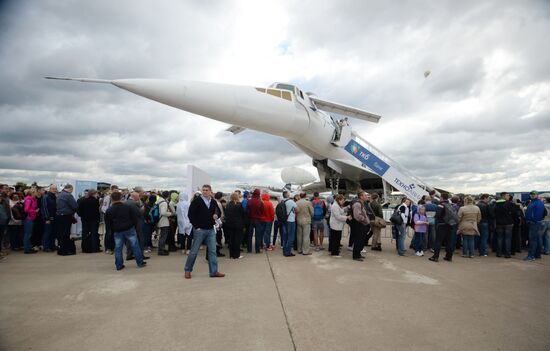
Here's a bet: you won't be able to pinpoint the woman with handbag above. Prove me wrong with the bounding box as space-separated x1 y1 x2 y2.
369 193 385 251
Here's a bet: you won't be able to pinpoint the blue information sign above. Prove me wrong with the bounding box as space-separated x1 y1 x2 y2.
345 140 390 177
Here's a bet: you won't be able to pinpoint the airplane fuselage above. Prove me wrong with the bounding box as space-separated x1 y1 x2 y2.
111 79 360 172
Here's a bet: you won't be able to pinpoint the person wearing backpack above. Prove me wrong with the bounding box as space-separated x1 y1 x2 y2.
429 193 458 262
281 190 297 257
311 192 327 251
296 192 314 255
274 196 290 248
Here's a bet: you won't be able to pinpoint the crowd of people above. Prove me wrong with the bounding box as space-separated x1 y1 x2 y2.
1 182 549 276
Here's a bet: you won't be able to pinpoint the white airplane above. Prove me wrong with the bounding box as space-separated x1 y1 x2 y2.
45 77 432 201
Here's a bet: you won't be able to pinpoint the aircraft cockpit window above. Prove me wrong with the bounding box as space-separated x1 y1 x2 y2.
267 89 282 98
256 87 292 102
276 83 296 92
281 91 292 101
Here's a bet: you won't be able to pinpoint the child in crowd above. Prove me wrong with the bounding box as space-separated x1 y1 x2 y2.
413 206 428 256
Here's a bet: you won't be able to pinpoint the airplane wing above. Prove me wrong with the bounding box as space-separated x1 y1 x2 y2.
44 76 112 84
308 96 381 123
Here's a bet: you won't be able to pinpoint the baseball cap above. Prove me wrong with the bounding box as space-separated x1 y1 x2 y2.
530 190 538 195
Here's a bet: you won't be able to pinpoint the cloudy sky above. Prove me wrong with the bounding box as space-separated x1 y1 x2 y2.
1 0 549 193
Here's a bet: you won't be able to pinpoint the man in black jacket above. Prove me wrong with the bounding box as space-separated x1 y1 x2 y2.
492 192 515 258
41 184 57 252
429 193 456 262
184 184 225 279
105 191 146 271
77 189 101 253
476 194 492 256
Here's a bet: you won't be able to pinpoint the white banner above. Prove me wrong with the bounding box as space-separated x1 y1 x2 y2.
382 168 428 203
187 165 211 201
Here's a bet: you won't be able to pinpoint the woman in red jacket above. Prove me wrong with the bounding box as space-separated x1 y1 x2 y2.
23 188 39 254
260 193 275 251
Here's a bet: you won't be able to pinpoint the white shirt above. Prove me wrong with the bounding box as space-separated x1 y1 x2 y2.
329 202 348 230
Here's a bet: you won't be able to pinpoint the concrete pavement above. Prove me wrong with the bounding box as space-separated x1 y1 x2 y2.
1 236 549 350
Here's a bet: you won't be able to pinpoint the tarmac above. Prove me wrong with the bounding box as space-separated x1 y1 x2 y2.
1 235 549 351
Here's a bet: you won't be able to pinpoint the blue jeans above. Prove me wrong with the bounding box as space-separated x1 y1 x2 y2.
247 220 263 252
283 222 296 256
262 221 273 247
397 224 406 255
541 221 550 254
462 235 475 256
496 224 513 257
450 225 458 252
527 222 542 259
273 220 284 246
184 228 218 276
142 222 153 248
413 232 424 252
42 221 54 250
23 219 34 251
114 228 144 269
478 221 489 256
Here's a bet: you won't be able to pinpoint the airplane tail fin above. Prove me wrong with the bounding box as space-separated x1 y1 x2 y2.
44 76 112 84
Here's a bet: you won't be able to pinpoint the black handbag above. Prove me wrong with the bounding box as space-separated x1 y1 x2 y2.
390 210 403 226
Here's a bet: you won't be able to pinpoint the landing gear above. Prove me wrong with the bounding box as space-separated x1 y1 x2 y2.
329 177 340 195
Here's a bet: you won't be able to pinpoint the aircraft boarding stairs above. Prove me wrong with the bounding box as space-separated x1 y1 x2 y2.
331 122 434 203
